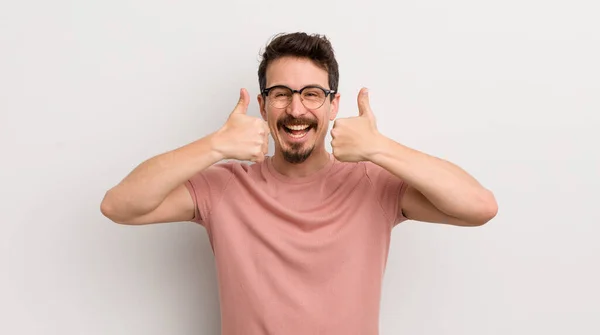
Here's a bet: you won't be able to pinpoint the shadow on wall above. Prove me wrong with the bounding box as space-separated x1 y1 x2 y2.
98 220 222 334
172 223 221 335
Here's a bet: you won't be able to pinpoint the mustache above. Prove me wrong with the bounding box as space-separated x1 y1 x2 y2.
277 115 318 128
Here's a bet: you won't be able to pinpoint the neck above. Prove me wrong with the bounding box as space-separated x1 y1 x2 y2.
271 147 331 178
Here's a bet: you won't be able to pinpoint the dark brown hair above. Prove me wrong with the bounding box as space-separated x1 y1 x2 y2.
258 32 339 99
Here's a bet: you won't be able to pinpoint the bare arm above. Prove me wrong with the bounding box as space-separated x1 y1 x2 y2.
370 137 498 226
331 88 497 227
100 135 223 224
100 88 269 225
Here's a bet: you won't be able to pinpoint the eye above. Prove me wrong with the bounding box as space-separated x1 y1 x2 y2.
270 88 290 98
303 89 325 100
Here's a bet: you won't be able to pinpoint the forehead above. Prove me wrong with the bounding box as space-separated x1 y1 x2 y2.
266 56 329 89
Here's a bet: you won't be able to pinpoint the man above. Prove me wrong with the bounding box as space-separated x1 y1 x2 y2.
101 32 498 335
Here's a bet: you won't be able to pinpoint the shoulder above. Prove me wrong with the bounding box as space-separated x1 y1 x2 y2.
322 158 369 184
205 159 266 183
335 160 405 192
360 160 399 180
188 160 251 186
199 159 257 174
329 158 384 178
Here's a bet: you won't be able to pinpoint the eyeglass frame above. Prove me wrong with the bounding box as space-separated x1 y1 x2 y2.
261 85 337 109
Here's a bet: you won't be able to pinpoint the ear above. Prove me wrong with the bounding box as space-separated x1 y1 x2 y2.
328 93 341 121
257 94 267 120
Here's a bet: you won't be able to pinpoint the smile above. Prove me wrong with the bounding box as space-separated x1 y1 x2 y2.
282 123 314 139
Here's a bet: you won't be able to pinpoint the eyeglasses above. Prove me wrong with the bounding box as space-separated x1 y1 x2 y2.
261 85 336 110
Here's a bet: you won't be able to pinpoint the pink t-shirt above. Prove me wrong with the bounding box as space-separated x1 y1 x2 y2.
185 153 408 335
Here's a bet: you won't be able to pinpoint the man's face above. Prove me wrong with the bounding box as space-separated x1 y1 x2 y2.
258 57 340 164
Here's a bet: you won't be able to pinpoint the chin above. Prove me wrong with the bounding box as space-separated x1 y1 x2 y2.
282 146 314 164
276 137 317 164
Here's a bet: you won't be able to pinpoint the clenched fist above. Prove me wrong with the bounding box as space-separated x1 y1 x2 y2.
331 88 382 162
212 88 270 162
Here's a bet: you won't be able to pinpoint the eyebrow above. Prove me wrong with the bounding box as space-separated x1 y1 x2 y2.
268 83 329 89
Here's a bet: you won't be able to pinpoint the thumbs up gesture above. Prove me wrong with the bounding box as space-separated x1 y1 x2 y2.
212 88 270 162
331 88 382 162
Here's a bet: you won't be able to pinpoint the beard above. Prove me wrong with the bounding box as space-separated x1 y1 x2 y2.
282 143 314 164
277 114 318 164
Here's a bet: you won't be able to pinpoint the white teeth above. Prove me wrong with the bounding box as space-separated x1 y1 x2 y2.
286 124 310 131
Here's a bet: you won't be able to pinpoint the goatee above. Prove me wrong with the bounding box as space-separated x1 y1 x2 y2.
282 144 314 164
277 115 318 164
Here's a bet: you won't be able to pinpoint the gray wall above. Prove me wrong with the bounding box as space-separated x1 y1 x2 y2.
2 0 598 334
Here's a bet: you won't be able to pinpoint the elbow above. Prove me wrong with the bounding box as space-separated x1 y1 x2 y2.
468 190 498 226
100 190 152 225
100 191 129 225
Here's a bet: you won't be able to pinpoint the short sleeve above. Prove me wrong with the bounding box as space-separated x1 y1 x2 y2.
184 162 235 227
363 161 409 226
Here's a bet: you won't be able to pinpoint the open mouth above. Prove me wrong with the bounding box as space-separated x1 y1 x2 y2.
282 123 314 139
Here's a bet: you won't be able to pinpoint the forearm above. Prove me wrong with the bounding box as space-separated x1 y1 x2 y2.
102 132 223 218
369 135 496 222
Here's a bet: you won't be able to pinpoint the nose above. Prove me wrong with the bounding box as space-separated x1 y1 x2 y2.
287 93 307 118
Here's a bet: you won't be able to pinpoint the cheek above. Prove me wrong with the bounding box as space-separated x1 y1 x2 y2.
319 111 331 128
267 111 283 135
265 109 278 125
316 118 330 138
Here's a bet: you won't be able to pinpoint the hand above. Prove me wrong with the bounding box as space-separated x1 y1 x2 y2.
212 88 270 162
331 88 382 162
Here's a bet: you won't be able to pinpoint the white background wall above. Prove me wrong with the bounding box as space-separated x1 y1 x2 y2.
2 0 598 334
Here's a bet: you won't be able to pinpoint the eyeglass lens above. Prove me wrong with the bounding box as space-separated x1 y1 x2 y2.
268 87 326 109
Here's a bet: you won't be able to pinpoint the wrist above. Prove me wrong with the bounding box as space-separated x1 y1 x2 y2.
207 130 228 161
365 132 391 162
